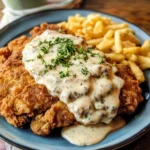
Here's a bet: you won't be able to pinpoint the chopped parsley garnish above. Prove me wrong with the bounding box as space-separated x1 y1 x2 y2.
38 40 52 54
81 67 89 76
101 74 106 78
37 53 43 59
36 37 105 78
41 58 46 65
48 38 76 70
75 47 88 61
44 69 48 74
41 46 49 54
99 56 105 64
87 47 105 63
58 28 62 33
73 74 77 78
26 59 35 62
59 69 70 78
84 114 88 118
87 48 97 57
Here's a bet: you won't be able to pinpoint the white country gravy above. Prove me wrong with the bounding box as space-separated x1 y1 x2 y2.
61 117 126 146
22 30 124 125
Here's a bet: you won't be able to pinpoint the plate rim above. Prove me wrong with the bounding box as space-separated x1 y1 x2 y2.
0 9 150 36
0 8 150 150
0 125 150 150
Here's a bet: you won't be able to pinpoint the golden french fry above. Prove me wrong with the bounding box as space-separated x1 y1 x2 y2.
87 14 102 22
93 21 104 34
139 40 150 55
122 41 136 48
117 28 130 34
76 29 82 33
102 17 112 25
125 54 137 62
75 29 84 37
86 38 103 46
123 47 140 54
84 34 92 40
142 40 150 50
148 52 150 57
128 32 140 45
106 23 129 30
92 32 105 39
111 44 116 52
137 55 150 65
68 25 78 33
120 60 128 65
128 61 145 82
82 19 94 27
87 14 98 18
82 26 93 35
71 22 81 28
105 53 125 62
139 64 150 70
68 16 77 22
122 32 140 45
104 30 114 40
96 39 114 52
114 31 122 53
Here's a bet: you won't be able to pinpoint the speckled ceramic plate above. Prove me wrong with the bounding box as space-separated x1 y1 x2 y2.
0 9 150 150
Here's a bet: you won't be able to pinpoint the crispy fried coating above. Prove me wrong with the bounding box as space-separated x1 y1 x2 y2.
0 24 75 128
30 101 74 136
30 64 143 136
117 64 143 114
0 46 59 127
0 23 143 136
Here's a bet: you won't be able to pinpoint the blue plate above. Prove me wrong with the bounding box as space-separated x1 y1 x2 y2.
0 9 150 150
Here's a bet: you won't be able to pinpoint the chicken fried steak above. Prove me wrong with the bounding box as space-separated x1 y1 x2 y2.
0 23 143 136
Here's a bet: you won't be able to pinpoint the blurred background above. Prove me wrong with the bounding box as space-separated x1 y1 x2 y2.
0 0 149 150
0 0 149 33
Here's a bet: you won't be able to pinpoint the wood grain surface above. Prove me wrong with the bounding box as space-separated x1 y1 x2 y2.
0 0 149 150
83 0 150 34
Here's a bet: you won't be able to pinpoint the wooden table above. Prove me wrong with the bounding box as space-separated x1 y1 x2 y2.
0 0 149 150
83 0 150 34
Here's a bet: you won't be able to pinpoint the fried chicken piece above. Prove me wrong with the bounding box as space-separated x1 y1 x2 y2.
30 64 143 136
0 24 75 128
30 101 74 136
0 50 59 127
0 23 143 136
117 64 143 114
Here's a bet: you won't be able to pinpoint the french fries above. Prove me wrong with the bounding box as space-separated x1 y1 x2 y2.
58 14 150 82
96 39 114 52
125 54 137 62
140 40 150 55
114 31 122 53
128 61 145 82
137 55 150 63
105 53 125 62
123 47 140 54
86 38 103 45
106 23 128 30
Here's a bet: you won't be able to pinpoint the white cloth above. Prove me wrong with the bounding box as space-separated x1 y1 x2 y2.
0 139 21 150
